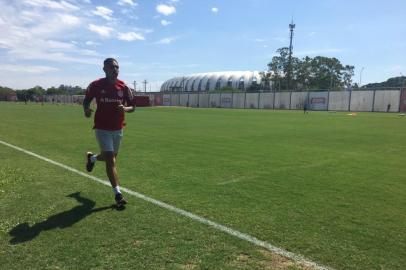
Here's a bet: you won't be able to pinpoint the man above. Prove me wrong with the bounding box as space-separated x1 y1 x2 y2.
83 58 135 207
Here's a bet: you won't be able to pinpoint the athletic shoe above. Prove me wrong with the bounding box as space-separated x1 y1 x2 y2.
115 193 127 207
86 152 95 172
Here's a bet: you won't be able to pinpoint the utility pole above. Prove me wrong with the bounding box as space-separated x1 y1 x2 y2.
359 67 365 88
133 81 137 92
287 19 295 91
181 77 185 92
142 80 148 92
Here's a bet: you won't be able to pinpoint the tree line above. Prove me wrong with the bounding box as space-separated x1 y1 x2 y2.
261 47 354 91
0 85 86 101
261 47 406 91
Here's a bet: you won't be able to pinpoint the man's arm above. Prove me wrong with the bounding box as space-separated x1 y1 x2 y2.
121 86 135 113
83 84 94 118
83 96 93 117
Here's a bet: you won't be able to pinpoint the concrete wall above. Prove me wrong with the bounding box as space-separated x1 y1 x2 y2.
179 94 189 107
350 91 373 111
188 94 199 107
329 91 350 111
170 93 180 106
198 93 210 108
158 89 402 112
220 93 233 108
163 94 171 106
245 93 259 109
274 92 291 109
400 89 406 112
259 93 274 109
309 92 328 110
291 92 308 110
232 93 245 109
209 93 221 108
373 90 400 112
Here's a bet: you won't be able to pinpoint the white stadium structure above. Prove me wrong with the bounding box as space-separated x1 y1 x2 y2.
160 71 264 92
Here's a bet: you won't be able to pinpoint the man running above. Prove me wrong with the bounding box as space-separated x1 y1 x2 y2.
83 58 135 207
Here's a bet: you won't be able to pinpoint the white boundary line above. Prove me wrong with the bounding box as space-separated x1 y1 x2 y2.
0 139 332 270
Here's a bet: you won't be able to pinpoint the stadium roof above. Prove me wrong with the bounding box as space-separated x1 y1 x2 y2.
160 71 263 92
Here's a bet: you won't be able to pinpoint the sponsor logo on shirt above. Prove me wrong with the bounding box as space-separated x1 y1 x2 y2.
100 97 121 103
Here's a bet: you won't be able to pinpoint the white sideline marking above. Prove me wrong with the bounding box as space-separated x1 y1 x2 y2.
0 139 332 270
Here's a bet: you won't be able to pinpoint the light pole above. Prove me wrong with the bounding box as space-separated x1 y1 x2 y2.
330 70 334 90
142 80 147 92
359 67 365 87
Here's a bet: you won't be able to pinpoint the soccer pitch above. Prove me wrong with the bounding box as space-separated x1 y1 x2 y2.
1 103 405 269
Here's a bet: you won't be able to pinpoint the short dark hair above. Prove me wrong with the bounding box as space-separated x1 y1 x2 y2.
103 58 118 66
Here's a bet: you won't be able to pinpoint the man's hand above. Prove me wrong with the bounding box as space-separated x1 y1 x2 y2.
84 108 93 118
117 104 125 113
117 104 134 113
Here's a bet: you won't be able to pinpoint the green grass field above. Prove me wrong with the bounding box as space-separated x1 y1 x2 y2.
1 102 405 269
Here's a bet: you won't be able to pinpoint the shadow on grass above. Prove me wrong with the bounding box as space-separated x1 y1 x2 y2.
9 192 121 244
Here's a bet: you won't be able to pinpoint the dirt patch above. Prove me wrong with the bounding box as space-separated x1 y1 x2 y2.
258 249 314 270
230 250 315 270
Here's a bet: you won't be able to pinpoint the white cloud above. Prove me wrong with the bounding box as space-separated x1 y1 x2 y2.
88 24 114 37
211 7 218 13
117 0 137 6
156 4 176 16
117 32 145 41
85 41 100 46
155 37 175 44
92 6 113 20
58 14 81 26
46 40 75 49
161 19 171 26
0 64 58 74
7 46 99 65
120 8 138 20
308 31 316 37
23 0 79 11
80 49 99 56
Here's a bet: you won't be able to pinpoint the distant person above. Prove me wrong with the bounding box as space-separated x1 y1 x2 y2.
83 58 135 207
387 104 391 112
303 102 308 114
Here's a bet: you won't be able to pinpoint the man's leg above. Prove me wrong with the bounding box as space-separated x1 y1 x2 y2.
97 151 126 206
89 129 126 206
101 151 119 188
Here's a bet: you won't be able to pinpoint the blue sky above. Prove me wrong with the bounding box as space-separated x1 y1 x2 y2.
0 0 405 91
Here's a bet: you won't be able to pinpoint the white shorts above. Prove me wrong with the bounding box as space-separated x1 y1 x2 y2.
95 129 123 153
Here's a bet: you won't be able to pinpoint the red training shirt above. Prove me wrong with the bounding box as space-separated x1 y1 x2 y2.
85 78 135 131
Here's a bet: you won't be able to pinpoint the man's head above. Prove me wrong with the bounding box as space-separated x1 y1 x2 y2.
103 58 119 82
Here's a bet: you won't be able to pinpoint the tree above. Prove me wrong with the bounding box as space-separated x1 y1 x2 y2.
263 47 354 91
267 47 299 90
0 86 15 100
46 86 64 95
363 76 406 89
342 65 355 89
